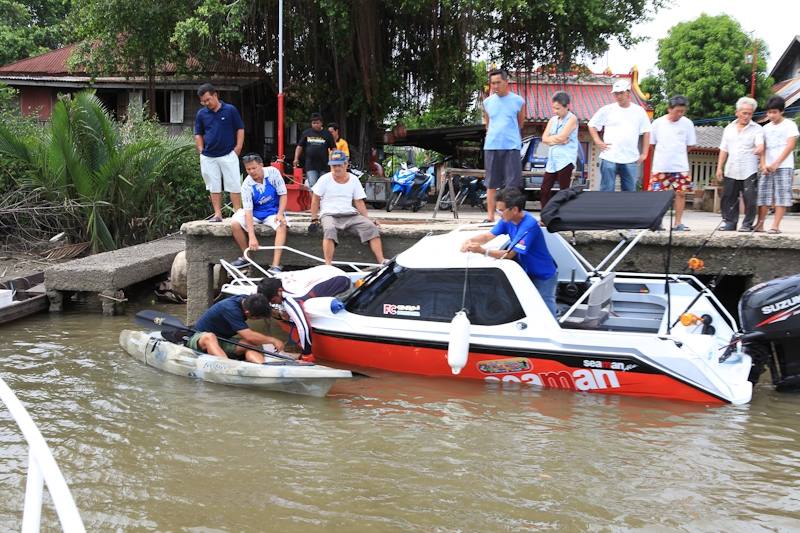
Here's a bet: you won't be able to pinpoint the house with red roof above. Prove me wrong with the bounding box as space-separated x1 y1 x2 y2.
0 44 276 154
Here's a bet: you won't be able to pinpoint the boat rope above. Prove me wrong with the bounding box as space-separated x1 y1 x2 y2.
460 252 470 313
665 204 674 334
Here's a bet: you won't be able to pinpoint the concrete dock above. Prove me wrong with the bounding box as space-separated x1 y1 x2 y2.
45 235 185 315
182 206 800 323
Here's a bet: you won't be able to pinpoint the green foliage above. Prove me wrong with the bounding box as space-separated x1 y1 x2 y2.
653 14 772 118
0 0 69 65
0 91 195 251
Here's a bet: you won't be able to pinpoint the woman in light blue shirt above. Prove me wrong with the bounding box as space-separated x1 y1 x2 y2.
541 92 579 209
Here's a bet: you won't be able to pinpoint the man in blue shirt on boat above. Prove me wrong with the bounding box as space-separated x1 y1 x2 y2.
188 293 287 363
460 188 558 317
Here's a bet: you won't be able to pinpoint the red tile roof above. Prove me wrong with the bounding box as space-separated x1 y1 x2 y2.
0 44 262 78
510 78 652 122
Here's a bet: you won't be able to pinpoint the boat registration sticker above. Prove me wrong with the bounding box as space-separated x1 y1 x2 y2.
382 303 420 317
478 358 531 374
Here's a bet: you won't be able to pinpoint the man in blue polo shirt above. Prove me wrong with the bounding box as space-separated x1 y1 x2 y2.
187 293 288 363
194 83 245 222
460 188 558 316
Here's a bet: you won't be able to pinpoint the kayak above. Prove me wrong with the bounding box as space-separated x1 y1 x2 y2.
119 330 352 397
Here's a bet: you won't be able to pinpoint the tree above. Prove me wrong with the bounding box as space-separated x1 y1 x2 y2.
0 91 193 251
165 0 664 165
68 0 195 118
650 14 772 118
0 0 69 66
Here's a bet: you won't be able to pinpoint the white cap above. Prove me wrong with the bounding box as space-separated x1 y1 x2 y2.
611 79 631 93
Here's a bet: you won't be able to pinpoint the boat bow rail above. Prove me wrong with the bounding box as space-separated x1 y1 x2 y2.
0 376 85 532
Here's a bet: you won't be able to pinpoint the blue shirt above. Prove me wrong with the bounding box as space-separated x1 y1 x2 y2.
483 92 525 150
491 213 556 280
194 101 245 157
545 111 579 173
194 295 249 339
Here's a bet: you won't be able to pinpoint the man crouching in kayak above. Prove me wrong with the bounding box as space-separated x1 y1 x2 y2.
188 293 287 363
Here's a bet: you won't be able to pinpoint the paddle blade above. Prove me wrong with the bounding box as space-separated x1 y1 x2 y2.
160 327 191 345
135 310 191 332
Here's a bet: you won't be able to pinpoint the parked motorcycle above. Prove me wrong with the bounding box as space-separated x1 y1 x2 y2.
386 163 436 212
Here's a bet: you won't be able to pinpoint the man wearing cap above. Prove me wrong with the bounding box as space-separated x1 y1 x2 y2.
483 68 526 222
309 150 387 265
588 80 651 192
294 113 336 188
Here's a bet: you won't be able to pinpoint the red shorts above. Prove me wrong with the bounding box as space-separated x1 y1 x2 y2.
649 172 693 192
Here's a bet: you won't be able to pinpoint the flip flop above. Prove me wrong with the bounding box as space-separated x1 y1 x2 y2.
209 216 223 222
753 227 765 233
767 228 781 234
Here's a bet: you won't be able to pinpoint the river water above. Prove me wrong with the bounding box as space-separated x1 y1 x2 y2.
1 304 799 531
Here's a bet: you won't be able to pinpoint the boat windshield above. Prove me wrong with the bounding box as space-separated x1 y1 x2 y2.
345 266 525 325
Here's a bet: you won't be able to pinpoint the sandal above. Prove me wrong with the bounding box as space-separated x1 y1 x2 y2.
767 228 781 234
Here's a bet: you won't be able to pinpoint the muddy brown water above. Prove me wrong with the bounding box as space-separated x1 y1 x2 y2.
1 303 799 531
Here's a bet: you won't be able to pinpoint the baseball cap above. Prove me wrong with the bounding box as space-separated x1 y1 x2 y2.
328 150 349 165
611 80 631 93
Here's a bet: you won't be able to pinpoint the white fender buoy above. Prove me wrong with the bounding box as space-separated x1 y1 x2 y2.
447 311 470 375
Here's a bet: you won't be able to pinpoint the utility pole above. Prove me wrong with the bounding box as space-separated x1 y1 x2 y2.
749 38 758 98
276 0 285 172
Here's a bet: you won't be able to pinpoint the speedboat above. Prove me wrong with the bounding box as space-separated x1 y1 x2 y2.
119 330 352 397
301 190 800 405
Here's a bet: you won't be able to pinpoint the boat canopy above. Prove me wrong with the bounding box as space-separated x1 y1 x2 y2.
541 188 674 232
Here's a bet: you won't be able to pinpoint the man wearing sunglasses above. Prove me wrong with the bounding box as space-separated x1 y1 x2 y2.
229 154 288 272
460 188 558 317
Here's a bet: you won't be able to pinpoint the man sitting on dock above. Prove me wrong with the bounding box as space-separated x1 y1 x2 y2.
309 150 387 265
188 293 287 363
460 188 558 317
229 153 288 272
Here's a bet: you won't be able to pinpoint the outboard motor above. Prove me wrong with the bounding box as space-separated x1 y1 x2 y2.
739 273 800 391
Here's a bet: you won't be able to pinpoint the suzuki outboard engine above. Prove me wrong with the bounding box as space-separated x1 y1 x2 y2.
739 273 800 391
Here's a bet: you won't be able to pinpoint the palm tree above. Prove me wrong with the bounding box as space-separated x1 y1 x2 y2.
0 91 193 251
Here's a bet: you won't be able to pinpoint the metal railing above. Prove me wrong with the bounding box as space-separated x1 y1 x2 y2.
0 376 85 532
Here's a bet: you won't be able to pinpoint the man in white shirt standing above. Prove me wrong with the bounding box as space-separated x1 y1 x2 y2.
588 79 651 191
309 150 386 265
715 97 764 232
649 95 697 231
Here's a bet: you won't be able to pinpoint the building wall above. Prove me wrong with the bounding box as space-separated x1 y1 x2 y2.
19 87 55 119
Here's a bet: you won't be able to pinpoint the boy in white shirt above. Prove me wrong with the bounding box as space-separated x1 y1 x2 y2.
649 95 697 231
755 95 799 234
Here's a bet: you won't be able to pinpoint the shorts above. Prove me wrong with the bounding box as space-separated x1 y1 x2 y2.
649 172 693 192
231 210 290 230
758 168 793 207
187 331 241 359
200 151 241 194
320 213 380 244
484 149 522 190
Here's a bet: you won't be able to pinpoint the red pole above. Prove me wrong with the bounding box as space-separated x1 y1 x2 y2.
276 92 285 173
750 40 757 98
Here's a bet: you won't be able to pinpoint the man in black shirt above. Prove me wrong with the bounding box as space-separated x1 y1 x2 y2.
293 113 335 188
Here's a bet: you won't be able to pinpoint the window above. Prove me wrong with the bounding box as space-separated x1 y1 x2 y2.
346 266 525 326
169 91 184 124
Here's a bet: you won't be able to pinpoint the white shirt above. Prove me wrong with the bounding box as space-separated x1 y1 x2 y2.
763 119 799 170
650 115 696 173
312 171 366 216
588 102 651 164
719 120 764 180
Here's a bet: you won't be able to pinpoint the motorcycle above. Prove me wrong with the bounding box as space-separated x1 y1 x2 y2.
385 163 436 212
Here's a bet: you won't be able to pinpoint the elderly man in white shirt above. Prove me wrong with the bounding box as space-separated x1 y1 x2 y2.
715 97 765 232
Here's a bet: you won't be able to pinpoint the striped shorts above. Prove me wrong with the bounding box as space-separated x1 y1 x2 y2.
757 168 794 207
